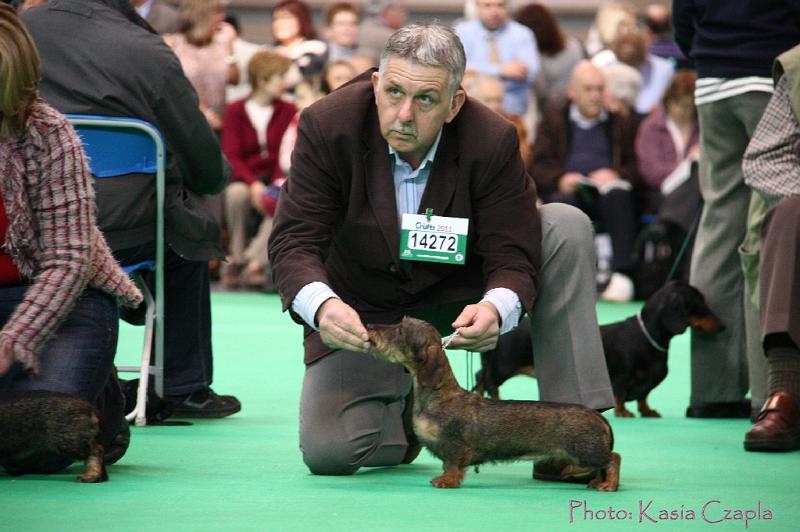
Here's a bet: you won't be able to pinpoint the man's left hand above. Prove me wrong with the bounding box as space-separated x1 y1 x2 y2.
447 302 500 352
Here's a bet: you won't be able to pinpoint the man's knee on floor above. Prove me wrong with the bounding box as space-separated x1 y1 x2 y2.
300 434 376 476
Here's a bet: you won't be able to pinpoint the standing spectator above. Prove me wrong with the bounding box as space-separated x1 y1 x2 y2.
532 60 639 302
130 0 180 34
272 0 327 85
673 0 800 419
324 2 360 62
0 3 142 472
221 51 296 290
165 0 238 131
22 0 242 418
516 3 584 120
743 44 800 451
454 0 540 118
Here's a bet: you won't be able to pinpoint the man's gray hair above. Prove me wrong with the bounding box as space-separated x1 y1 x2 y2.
379 23 466 94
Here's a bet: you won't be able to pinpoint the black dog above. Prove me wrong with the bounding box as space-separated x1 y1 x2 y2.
475 280 723 417
0 390 108 482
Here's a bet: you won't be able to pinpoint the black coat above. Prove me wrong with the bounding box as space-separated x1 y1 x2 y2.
22 0 228 261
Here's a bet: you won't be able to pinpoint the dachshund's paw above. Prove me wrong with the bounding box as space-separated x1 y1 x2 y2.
431 474 462 488
589 478 619 491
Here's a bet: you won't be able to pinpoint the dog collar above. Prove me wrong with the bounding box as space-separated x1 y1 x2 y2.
636 309 668 353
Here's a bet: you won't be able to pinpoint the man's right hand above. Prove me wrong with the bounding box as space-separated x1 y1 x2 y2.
316 298 370 353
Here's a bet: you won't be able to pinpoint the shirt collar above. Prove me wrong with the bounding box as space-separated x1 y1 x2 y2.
135 0 154 19
569 103 608 129
388 128 443 173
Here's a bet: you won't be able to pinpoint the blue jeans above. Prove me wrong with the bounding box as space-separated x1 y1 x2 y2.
0 286 123 472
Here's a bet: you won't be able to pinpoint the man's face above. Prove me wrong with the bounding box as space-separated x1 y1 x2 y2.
569 67 605 119
329 10 359 48
372 57 465 167
476 0 508 31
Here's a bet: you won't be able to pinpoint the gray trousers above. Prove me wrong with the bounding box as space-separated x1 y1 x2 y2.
299 203 613 475
689 92 770 405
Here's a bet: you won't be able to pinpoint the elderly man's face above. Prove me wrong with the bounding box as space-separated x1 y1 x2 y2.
476 0 508 31
569 65 606 119
372 57 465 168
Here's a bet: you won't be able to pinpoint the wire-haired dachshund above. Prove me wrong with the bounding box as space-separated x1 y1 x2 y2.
0 390 108 482
475 280 724 417
367 317 620 490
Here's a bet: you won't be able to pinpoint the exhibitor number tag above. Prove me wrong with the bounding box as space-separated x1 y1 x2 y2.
400 213 469 265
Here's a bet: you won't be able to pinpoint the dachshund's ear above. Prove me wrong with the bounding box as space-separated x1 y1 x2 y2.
415 344 446 388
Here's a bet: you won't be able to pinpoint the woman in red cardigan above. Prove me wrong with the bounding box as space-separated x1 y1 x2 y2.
221 50 297 289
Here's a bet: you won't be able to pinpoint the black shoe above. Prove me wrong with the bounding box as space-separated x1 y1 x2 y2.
168 388 241 419
686 400 751 419
104 418 131 465
119 303 146 326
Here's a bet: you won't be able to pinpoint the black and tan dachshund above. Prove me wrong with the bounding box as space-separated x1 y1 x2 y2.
368 317 620 490
475 280 724 417
0 390 108 482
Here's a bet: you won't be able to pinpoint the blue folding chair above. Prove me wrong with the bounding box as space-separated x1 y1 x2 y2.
67 115 165 427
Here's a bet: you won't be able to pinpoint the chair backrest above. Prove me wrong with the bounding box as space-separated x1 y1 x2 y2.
66 114 163 177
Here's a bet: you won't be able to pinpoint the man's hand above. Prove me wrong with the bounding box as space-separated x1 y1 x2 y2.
558 172 583 194
446 301 501 352
0 338 14 376
500 60 527 81
316 298 370 353
587 168 621 188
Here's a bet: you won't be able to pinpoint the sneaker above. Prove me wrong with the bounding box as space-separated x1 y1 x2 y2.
104 418 131 465
168 388 241 419
599 272 634 302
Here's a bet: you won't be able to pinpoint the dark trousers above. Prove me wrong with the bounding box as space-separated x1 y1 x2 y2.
0 287 123 472
114 243 213 396
547 188 637 273
760 196 800 349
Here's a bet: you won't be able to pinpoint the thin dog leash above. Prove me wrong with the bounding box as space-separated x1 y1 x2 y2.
442 328 475 390
665 206 702 283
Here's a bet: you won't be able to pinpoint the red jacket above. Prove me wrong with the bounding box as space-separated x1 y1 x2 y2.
221 97 297 185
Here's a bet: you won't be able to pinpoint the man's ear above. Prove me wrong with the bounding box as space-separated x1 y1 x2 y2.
371 71 381 101
445 88 466 123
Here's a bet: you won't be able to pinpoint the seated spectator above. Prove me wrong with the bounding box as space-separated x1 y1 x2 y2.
635 70 699 212
642 3 691 69
532 60 639 301
358 1 407 59
221 51 297 290
272 0 327 87
605 30 675 115
165 0 238 131
23 0 242 418
324 2 360 62
584 0 638 58
464 72 532 170
224 13 267 103
322 59 357 93
0 3 142 471
601 61 643 126
516 3 584 122
131 0 180 34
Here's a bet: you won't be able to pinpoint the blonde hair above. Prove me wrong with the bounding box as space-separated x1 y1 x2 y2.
179 0 221 45
595 1 637 48
0 3 41 141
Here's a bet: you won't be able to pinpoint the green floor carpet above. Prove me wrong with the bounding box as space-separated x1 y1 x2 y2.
2 293 798 531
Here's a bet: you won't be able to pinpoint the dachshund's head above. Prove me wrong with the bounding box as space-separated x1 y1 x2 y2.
649 280 724 336
367 317 448 388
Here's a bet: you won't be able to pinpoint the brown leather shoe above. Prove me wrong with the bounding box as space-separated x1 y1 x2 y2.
744 392 800 452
